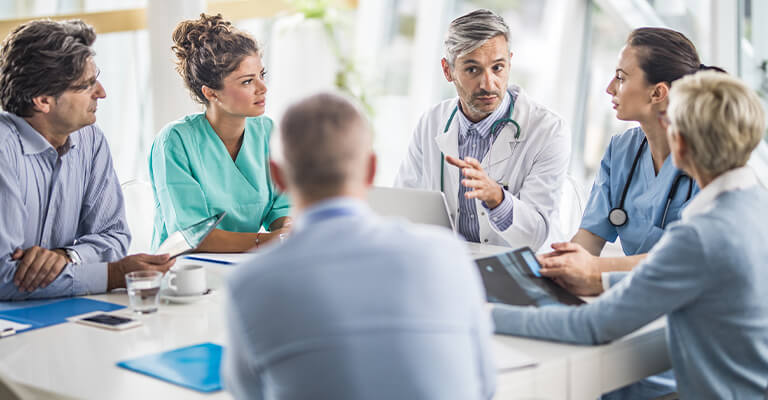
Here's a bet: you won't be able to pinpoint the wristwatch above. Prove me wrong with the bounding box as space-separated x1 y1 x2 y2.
65 248 82 265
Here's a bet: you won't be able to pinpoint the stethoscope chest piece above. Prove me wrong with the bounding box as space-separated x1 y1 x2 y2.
609 207 628 227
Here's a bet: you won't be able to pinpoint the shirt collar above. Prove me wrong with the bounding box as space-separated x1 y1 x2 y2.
682 166 759 220
294 196 370 232
457 90 511 139
6 113 53 155
5 112 79 155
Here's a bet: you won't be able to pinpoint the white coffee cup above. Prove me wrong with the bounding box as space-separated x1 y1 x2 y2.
166 264 207 296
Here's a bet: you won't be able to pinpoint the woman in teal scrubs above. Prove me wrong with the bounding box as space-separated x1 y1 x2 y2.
537 27 724 400
149 14 290 252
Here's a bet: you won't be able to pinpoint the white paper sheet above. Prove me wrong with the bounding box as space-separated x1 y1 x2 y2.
493 340 538 371
0 319 31 333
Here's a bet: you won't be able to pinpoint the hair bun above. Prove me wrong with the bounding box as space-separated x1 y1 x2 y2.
171 14 231 61
169 13 259 105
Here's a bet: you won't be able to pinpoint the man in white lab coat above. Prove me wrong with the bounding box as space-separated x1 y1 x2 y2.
395 9 570 251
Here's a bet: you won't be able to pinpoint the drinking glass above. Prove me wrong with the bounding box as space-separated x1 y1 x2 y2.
125 271 162 314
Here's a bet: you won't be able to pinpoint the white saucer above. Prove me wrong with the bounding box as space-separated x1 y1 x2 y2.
160 288 214 304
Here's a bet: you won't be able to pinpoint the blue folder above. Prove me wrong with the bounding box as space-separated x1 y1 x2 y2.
0 298 124 332
117 342 223 393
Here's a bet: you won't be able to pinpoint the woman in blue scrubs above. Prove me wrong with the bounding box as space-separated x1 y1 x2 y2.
538 28 722 399
538 28 724 294
150 14 291 252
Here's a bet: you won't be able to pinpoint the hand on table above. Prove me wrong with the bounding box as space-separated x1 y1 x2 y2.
537 242 603 296
107 253 176 290
256 225 292 248
445 155 504 209
12 247 69 292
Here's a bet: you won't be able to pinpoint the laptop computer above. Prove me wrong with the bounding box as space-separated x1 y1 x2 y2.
475 246 584 307
366 186 455 230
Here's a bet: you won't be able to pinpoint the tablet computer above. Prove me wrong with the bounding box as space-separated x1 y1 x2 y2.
155 212 226 258
475 246 584 307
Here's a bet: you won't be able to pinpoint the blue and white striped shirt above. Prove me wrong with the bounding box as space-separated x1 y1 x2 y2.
456 91 516 242
0 112 129 300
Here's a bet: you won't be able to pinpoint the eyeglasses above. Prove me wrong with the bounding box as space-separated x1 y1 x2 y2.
68 68 101 92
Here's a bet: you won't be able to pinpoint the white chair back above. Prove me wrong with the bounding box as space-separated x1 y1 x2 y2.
748 139 768 189
559 174 586 240
121 180 155 254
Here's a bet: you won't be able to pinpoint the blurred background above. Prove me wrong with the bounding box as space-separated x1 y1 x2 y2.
1 0 766 190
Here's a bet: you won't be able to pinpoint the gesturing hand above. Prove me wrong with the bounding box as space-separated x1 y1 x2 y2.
445 155 504 209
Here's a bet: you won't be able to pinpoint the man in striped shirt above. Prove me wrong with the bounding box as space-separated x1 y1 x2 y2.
396 9 569 250
0 19 174 300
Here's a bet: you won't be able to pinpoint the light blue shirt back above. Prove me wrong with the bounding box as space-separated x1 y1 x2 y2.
223 198 496 400
581 127 699 255
493 169 768 399
0 112 129 300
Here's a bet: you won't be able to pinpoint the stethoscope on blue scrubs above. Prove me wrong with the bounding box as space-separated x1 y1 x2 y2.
608 137 693 228
439 94 521 193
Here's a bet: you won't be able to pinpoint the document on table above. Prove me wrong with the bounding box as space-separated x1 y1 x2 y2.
0 319 31 334
117 342 223 393
182 253 255 265
493 340 538 371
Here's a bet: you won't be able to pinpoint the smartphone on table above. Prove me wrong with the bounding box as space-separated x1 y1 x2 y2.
70 312 142 331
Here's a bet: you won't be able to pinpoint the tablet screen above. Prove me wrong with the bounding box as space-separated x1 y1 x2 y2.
475 247 584 307
155 212 226 258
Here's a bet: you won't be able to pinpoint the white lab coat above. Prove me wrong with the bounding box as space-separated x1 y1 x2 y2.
395 85 571 250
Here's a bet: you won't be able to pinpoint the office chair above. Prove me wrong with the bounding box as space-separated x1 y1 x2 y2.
120 179 155 254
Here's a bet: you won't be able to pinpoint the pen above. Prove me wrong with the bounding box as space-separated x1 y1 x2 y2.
183 256 234 265
0 327 16 338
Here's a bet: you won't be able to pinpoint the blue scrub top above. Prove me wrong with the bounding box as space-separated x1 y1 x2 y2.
580 127 699 255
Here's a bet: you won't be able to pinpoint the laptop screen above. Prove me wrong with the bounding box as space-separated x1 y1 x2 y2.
367 186 454 230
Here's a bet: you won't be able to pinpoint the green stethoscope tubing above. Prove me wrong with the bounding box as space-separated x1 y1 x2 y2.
439 96 521 192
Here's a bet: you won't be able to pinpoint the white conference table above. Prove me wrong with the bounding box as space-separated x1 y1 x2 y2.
0 243 669 400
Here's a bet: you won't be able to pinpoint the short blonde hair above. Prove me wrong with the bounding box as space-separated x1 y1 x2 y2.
668 70 766 176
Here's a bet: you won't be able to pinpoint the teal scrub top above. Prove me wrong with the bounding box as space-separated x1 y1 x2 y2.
580 127 699 255
149 113 291 250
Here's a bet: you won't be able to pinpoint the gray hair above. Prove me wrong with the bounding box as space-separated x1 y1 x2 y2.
275 92 373 200
444 9 510 67
668 71 766 176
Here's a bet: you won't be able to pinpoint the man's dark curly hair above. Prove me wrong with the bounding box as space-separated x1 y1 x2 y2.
172 13 260 105
0 19 96 117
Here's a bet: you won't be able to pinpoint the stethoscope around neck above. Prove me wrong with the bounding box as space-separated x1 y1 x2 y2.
608 137 694 228
439 95 521 193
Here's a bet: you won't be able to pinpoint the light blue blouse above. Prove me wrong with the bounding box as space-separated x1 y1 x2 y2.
492 170 768 399
580 127 699 255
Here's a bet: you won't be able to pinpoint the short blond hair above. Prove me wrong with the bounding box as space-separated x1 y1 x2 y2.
668 71 766 176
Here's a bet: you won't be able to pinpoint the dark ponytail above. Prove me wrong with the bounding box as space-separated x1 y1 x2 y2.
627 27 724 85
699 63 727 73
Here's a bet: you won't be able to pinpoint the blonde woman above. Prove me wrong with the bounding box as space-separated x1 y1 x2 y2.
493 71 768 399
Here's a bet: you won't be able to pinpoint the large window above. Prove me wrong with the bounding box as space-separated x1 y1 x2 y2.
1 0 764 187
